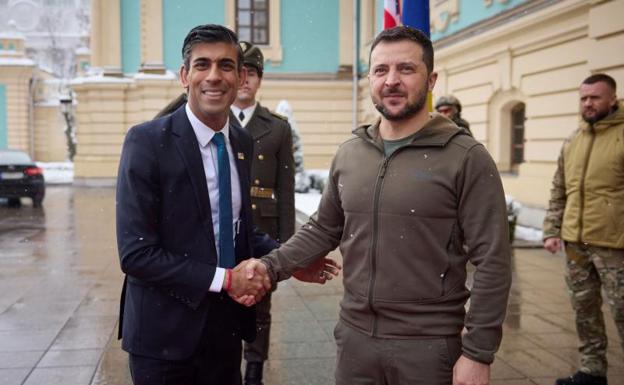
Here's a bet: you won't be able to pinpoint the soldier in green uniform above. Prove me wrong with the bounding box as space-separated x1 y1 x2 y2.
544 73 624 385
230 41 295 385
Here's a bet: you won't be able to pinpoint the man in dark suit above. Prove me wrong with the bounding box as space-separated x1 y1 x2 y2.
116 24 275 385
230 41 295 385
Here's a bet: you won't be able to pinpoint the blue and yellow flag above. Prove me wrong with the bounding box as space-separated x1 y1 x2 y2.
401 0 432 111
401 0 430 37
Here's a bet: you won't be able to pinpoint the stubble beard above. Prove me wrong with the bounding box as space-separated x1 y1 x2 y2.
582 107 611 124
374 86 428 121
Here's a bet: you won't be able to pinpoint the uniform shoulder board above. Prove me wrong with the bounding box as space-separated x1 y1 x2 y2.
270 111 289 121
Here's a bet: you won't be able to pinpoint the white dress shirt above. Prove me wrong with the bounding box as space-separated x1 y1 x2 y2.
231 103 258 128
186 103 242 292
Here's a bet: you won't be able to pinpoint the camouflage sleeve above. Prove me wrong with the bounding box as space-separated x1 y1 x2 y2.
542 145 566 240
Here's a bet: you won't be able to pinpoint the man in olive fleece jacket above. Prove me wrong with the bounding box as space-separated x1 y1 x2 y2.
245 27 512 385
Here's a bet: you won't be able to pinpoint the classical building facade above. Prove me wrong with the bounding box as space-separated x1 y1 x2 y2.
70 0 358 182
1 0 623 211
431 0 624 207
0 0 90 162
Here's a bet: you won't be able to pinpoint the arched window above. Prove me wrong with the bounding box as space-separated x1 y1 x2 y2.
510 103 525 168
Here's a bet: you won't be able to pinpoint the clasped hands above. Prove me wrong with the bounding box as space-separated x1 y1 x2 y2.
223 256 341 306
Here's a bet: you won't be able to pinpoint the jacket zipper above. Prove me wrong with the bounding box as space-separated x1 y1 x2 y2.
577 128 595 243
368 157 389 337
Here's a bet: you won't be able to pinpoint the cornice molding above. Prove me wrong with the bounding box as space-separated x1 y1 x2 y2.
434 0 588 52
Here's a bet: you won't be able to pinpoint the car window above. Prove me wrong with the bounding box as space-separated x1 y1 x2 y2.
0 151 33 165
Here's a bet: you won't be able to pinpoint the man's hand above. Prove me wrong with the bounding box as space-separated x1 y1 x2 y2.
225 259 271 306
543 237 562 254
453 355 489 385
292 256 342 284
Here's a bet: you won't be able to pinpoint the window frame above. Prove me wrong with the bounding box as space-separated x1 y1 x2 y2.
226 0 282 64
510 102 526 169
235 0 270 45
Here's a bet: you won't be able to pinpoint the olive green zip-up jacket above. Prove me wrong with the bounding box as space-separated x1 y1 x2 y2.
262 115 512 364
543 102 624 248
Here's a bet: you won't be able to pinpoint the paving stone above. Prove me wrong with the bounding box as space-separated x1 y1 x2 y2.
0 351 43 369
0 368 30 385
1 185 622 385
23 366 96 385
38 349 103 368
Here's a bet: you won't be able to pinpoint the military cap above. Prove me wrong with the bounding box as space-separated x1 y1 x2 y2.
239 41 264 76
435 95 462 113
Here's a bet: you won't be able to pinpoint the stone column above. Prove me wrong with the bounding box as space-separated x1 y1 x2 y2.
90 0 122 76
71 78 131 183
140 0 166 74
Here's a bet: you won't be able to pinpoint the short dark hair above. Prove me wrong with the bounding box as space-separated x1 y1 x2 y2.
181 24 243 70
369 26 434 74
582 73 617 93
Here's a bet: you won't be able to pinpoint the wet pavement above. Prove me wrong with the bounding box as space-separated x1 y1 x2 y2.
0 185 622 385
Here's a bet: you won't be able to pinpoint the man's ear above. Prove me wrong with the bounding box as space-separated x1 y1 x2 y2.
609 92 618 109
428 71 438 92
180 65 189 88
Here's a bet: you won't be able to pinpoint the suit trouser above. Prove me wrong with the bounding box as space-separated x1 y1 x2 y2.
129 295 243 385
333 320 462 385
564 242 624 376
244 290 272 362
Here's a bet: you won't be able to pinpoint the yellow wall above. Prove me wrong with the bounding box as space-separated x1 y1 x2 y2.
33 105 67 162
71 0 624 213
259 79 355 169
71 76 354 179
433 0 624 207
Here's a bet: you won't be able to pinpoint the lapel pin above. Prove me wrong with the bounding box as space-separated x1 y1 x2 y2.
237 152 245 160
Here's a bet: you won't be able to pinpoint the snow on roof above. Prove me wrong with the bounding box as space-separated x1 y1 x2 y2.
133 70 178 81
70 74 133 85
75 46 90 55
34 100 61 107
0 57 34 66
0 31 25 40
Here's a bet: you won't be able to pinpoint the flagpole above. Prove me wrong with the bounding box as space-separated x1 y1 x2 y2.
352 0 359 131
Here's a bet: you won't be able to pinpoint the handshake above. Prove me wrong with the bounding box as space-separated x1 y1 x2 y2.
222 257 341 306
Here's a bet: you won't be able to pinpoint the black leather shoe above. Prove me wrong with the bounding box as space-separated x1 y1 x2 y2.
555 371 607 385
244 361 264 385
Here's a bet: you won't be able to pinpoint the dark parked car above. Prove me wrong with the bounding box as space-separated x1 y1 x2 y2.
0 149 45 207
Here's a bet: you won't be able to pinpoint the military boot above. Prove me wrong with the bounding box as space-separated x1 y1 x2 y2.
244 361 264 385
555 371 607 385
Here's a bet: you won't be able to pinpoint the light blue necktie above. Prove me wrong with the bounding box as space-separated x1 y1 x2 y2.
212 132 235 268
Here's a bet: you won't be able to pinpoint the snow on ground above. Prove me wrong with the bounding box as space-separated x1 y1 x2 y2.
514 225 543 243
37 162 73 185
295 190 322 217
33 162 542 242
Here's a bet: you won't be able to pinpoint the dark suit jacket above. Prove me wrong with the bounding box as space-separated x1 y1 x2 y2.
235 104 295 243
116 105 276 361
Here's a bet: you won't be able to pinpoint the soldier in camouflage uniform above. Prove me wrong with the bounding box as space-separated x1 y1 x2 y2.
543 74 624 385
